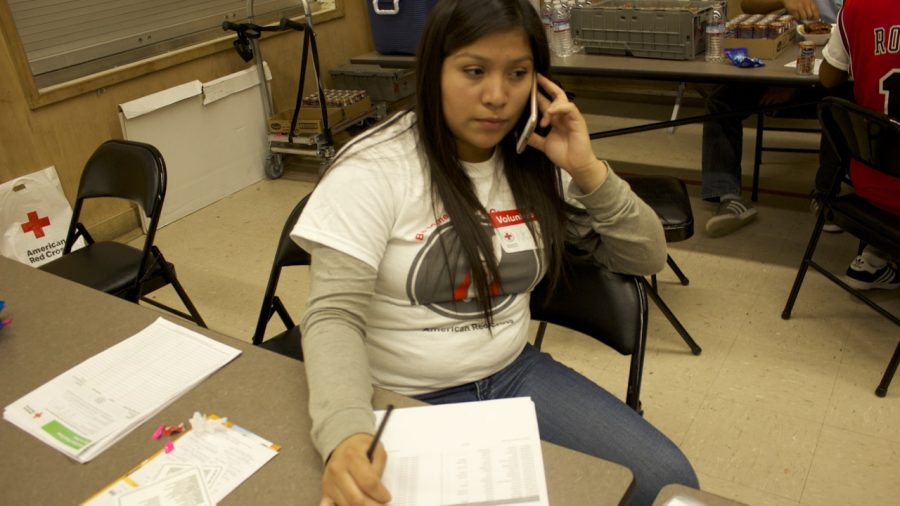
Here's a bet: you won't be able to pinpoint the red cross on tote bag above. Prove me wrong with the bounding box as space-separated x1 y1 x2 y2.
0 166 84 267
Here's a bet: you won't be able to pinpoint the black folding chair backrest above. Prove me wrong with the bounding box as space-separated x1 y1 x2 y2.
819 96 900 257
64 140 165 269
251 195 312 358
64 140 165 283
530 257 648 411
75 140 165 217
819 96 900 187
272 195 312 269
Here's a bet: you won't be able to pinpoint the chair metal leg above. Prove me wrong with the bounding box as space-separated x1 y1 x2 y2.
876 341 899 397
783 212 899 397
253 267 282 344
752 112 764 202
160 273 206 328
272 296 296 330
782 211 827 320
641 277 702 355
804 261 900 396
807 261 900 326
626 348 645 415
149 247 207 328
667 254 690 286
667 81 686 135
626 277 648 415
534 321 547 350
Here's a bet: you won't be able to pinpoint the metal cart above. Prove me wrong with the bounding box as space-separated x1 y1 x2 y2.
224 0 379 178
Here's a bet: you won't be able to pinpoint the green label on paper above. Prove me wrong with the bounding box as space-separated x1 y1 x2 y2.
42 420 91 450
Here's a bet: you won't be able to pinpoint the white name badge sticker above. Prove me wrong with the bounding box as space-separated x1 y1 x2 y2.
489 209 537 254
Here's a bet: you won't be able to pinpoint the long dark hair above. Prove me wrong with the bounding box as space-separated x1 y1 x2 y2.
415 0 570 325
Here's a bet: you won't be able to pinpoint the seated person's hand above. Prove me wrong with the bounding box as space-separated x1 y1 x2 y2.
320 433 391 506
783 0 820 22
759 87 798 106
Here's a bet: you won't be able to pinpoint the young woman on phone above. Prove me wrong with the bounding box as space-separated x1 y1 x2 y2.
292 1 698 504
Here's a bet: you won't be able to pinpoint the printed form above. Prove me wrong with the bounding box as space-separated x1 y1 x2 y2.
82 418 279 506
3 317 241 462
376 397 549 506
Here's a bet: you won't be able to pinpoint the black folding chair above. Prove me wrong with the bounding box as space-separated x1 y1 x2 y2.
782 97 900 397
751 101 821 202
251 195 311 360
531 256 649 413
39 140 206 327
625 175 702 356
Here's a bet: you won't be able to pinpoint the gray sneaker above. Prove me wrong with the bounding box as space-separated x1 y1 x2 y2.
706 196 758 237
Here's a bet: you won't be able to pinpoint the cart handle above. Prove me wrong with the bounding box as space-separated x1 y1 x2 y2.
222 20 282 39
279 18 306 31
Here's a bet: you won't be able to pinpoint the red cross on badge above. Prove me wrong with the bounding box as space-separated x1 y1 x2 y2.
21 211 51 238
504 232 513 241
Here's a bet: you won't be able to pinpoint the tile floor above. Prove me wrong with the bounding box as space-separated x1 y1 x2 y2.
137 96 899 505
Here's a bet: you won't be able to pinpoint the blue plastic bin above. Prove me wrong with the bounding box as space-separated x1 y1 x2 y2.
366 0 440 55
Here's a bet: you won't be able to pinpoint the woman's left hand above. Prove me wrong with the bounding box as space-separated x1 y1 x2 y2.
526 73 608 193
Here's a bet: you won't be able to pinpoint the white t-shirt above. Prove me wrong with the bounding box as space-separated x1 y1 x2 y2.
293 112 543 395
822 23 849 72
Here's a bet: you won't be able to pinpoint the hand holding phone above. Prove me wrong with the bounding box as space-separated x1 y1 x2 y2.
516 75 538 154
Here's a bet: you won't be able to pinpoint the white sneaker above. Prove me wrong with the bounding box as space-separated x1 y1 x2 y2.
706 196 757 237
809 198 843 233
846 256 900 290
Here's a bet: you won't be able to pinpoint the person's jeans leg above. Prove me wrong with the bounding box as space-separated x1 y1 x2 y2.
417 345 698 506
702 84 766 200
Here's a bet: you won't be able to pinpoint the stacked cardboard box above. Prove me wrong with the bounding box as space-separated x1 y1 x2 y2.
722 10 797 60
269 90 373 135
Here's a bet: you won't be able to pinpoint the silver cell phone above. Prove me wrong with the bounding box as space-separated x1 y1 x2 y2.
516 75 538 154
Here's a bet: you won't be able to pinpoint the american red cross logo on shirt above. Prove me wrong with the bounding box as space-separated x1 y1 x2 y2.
21 211 51 238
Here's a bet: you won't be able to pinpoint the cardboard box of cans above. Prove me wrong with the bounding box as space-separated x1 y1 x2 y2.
722 10 797 59
268 90 373 135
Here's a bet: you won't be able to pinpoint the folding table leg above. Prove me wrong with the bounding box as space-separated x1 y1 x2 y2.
668 82 686 135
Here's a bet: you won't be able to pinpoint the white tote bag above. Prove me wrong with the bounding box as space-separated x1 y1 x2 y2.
0 166 84 267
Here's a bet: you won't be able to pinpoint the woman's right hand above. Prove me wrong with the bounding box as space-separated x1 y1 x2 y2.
320 433 392 506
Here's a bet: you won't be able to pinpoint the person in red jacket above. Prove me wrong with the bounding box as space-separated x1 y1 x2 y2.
819 0 900 290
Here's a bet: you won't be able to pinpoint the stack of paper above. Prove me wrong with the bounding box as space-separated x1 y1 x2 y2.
376 397 549 506
3 317 241 463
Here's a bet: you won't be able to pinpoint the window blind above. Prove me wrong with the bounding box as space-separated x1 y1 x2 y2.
8 0 319 83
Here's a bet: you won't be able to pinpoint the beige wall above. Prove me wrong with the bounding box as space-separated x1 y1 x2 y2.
0 2 374 238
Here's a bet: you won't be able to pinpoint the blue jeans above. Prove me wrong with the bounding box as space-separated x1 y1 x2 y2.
701 84 768 200
414 344 698 506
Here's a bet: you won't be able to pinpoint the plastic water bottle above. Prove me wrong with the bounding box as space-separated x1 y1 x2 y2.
541 1 556 55
705 2 725 63
551 0 575 58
